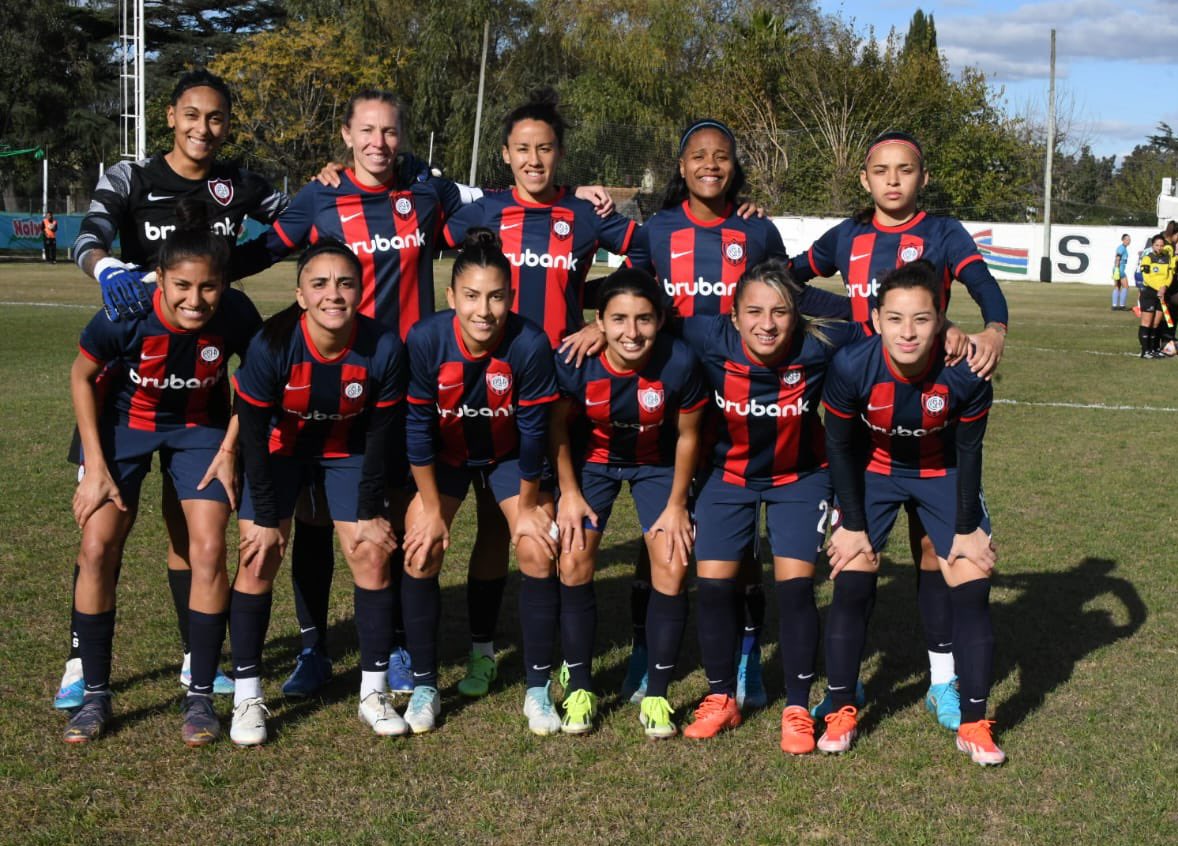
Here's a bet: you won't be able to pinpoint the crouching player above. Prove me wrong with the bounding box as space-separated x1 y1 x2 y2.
63 203 261 745
820 260 1003 765
550 268 706 736
229 240 407 744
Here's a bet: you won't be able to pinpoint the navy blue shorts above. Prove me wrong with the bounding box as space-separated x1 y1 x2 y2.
863 471 992 559
693 468 832 562
423 458 554 504
239 454 367 523
79 424 229 506
576 463 677 534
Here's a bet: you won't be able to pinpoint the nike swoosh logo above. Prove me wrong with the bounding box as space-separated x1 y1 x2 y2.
797 673 815 680
438 382 464 390
147 193 174 202
413 671 431 678
284 384 310 391
670 250 692 259
705 678 724 685
584 399 610 406
340 212 364 223
969 698 985 703
140 353 167 361
375 660 389 668
532 664 552 672
866 403 892 412
937 642 952 648
299 626 316 634
828 685 847 691
850 252 872 262
655 663 674 670
235 664 257 673
565 662 584 669
500 222 523 230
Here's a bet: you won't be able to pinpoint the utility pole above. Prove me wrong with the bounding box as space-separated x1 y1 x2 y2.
1040 29 1056 283
469 20 490 186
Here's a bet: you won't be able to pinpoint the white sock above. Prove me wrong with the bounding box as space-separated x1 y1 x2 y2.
234 677 262 707
472 640 495 660
928 650 956 685
360 670 387 700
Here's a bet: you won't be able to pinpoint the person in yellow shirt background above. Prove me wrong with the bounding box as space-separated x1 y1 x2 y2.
1137 234 1173 358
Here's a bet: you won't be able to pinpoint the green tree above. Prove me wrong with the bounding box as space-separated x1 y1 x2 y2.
902 9 937 58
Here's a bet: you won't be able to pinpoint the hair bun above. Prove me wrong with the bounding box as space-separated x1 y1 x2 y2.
461 227 502 252
527 87 559 108
173 196 211 233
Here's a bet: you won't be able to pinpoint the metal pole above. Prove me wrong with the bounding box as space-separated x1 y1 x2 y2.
42 152 48 214
1039 29 1056 283
135 0 146 160
428 131 435 167
469 20 490 186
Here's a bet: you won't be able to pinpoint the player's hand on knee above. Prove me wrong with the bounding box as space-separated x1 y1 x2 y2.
95 257 151 320
557 493 597 554
826 527 874 579
948 528 996 574
73 466 125 528
352 517 397 557
647 505 694 569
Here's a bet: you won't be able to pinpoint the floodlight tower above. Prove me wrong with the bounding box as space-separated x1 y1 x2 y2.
120 0 146 161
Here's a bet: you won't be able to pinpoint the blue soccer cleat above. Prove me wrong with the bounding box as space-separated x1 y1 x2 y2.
54 658 85 710
810 680 866 720
924 678 962 731
281 647 333 698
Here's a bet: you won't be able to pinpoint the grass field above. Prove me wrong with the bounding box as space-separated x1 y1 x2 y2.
1 260 1176 845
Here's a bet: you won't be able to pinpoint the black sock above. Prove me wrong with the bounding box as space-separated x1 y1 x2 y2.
74 607 116 695
354 585 395 673
824 571 877 709
290 519 334 652
519 574 559 688
775 577 818 708
166 569 192 653
742 582 766 655
645 589 687 698
389 550 405 649
917 568 953 654
67 565 82 660
695 577 740 696
630 579 651 649
401 574 440 686
1139 326 1150 354
950 580 995 724
468 575 507 645
559 582 596 692
228 590 272 682
187 609 227 695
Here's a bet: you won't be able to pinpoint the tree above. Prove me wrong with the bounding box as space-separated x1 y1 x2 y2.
902 9 937 58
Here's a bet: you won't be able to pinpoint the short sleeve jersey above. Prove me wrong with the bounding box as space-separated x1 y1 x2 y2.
680 315 862 489
443 188 637 347
822 335 992 478
259 170 464 341
790 211 1008 331
554 334 707 467
232 314 406 459
1116 244 1129 274
1140 250 1174 291
78 285 262 431
74 154 288 270
628 202 787 317
406 311 558 468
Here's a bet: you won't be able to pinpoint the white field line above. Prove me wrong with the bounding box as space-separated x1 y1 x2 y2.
994 398 1178 413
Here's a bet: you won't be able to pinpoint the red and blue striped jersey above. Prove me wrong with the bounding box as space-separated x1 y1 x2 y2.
78 285 261 432
822 335 992 477
406 311 558 471
245 169 463 340
232 314 406 459
443 187 637 347
790 211 1008 331
680 315 862 490
627 202 787 316
554 334 707 467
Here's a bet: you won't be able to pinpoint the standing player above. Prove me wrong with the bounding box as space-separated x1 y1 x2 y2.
1112 234 1131 311
675 259 860 747
227 241 408 745
550 268 706 736
1138 235 1173 358
55 69 288 710
42 211 58 263
820 260 1003 765
789 130 1007 731
62 203 261 744
439 89 637 699
401 229 560 735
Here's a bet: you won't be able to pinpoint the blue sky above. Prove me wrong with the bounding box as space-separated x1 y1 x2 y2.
817 0 1178 164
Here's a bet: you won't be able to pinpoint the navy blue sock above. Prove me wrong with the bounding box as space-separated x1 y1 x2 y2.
740 548 764 655
166 568 192 653
401 574 440 686
696 577 741 696
559 582 596 692
950 579 995 724
630 579 651 648
389 550 405 648
74 607 116 695
290 519 334 652
468 575 507 644
354 585 395 673
644 588 687 698
67 565 82 660
917 568 954 655
187 609 227 695
775 577 818 708
519 574 559 688
228 590 272 681
824 571 877 709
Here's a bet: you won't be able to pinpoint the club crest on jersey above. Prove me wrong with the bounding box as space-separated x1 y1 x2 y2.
923 392 947 416
898 244 924 264
207 178 233 207
486 372 512 396
552 219 572 240
343 380 365 400
199 345 222 363
723 239 745 266
394 196 414 218
780 369 802 387
639 387 664 412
